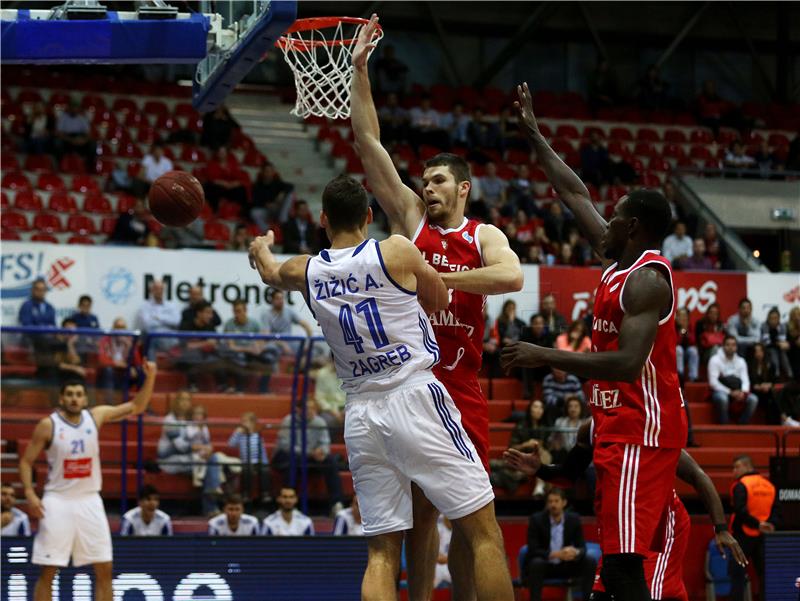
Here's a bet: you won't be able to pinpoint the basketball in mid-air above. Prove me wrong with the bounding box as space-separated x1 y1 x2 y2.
148 171 205 227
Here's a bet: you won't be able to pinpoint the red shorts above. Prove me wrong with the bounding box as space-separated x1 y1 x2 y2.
438 373 489 470
593 442 680 556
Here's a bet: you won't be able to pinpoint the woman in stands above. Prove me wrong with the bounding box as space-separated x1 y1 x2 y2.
675 307 699 384
695 302 725 363
555 320 591 354
747 343 779 424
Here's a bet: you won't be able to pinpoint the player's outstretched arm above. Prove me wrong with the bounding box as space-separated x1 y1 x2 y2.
439 224 523 294
382 235 449 314
515 82 607 255
351 14 425 237
19 418 52 519
501 267 669 381
92 360 158 427
248 231 310 292
677 450 748 567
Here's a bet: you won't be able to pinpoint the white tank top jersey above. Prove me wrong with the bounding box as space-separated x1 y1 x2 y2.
306 239 440 396
44 409 102 496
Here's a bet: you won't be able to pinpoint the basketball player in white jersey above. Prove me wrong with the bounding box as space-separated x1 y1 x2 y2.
249 174 514 601
19 361 157 601
1 483 31 536
262 487 314 536
208 494 261 536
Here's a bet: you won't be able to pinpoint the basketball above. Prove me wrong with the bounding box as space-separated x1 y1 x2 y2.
148 171 205 227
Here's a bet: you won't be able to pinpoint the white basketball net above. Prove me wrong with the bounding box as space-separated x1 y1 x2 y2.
279 19 383 120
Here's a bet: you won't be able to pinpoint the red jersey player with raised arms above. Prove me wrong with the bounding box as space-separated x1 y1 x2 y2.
350 15 523 601
502 83 687 601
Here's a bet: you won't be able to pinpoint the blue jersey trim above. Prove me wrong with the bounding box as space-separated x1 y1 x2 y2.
54 410 85 429
352 239 370 257
303 257 316 320
418 314 440 368
375 240 415 296
432 383 474 462
428 383 472 461
320 249 331 262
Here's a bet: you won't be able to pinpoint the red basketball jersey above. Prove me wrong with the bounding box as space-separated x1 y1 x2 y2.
589 250 687 448
413 215 485 378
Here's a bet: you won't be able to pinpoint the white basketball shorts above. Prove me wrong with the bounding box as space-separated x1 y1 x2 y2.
32 492 112 567
344 373 494 536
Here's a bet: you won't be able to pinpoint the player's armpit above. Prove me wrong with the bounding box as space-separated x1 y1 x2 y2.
440 225 523 294
277 255 313 292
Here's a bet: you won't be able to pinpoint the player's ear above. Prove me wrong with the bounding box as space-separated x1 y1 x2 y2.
459 180 471 199
320 211 329 229
365 206 373 225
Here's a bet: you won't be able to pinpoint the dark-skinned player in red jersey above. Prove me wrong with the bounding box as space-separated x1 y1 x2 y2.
501 83 688 601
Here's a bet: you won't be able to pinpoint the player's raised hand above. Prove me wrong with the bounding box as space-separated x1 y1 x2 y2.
500 341 545 370
502 447 542 476
715 529 748 567
248 231 276 269
141 360 158 380
514 82 541 138
352 14 379 69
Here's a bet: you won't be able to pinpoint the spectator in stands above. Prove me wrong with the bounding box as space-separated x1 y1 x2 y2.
281 200 318 254
177 300 224 391
262 290 313 342
726 298 761 357
544 202 570 246
675 307 699 383
786 306 800 379
160 218 207 249
724 141 756 171
524 488 596 601
132 142 173 198
696 302 726 362
262 487 314 535
552 395 584 453
251 163 293 230
542 368 584 424
491 399 551 496
753 140 781 177
377 92 409 144
136 279 181 346
209 494 260 536
475 162 507 217
441 101 470 147
636 64 670 111
205 147 248 211
696 80 728 135
409 95 447 150
1 483 31 536
703 223 728 270
333 495 364 536
748 343 779 424
221 300 268 393
36 317 87 387
662 221 693 266
314 354 346 435
23 102 54 156
434 516 453 588
273 400 343 512
228 224 253 252
506 164 537 216
181 286 222 329
521 314 555 397
466 107 500 162
69 295 100 329
201 104 239 151
228 412 271 505
587 60 618 113
109 198 151 245
661 180 681 223
120 485 173 536
708 336 759 424
682 238 713 270
54 99 94 168
729 455 780 601
778 381 800 427
157 391 222 516
579 131 610 187
555 320 591 354
373 45 408 95
761 307 794 379
97 317 144 403
786 133 800 171
496 300 526 351
540 293 566 336
18 278 55 327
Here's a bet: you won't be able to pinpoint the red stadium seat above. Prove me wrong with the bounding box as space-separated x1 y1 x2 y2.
100 216 118 235
59 154 86 174
2 171 31 190
48 191 78 213
37 173 65 191
607 140 632 157
174 103 196 118
555 124 580 139
689 145 712 161
582 126 606 139
676 157 695 169
33 212 64 233
636 127 660 142
143 100 169 116
716 129 739 145
584 182 601 203
609 126 634 141
49 92 71 108
663 129 687 143
136 127 158 145
111 98 138 113
1 153 20 170
30 233 59 244
154 114 178 132
204 221 231 243
71 175 99 194
629 157 645 174
530 166 548 182
505 149 530 165
496 164 516 180
13 189 43 211
1 229 21 240
243 149 267 167
768 133 790 147
216 201 241 221
115 194 138 214
83 193 112 214
67 214 97 234
704 158 721 170
24 154 54 172
551 138 574 155
648 156 671 172
180 146 207 163
81 94 106 112
67 235 95 245
640 171 662 187
1 210 30 231
16 89 43 104
690 129 714 144
119 143 143 159
92 158 115 175
1 191 9 208
92 110 118 128
123 112 144 128
633 142 657 158
663 143 686 160
605 185 628 203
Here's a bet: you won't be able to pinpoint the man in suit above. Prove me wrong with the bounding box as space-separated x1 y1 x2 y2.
281 200 318 254
525 488 596 601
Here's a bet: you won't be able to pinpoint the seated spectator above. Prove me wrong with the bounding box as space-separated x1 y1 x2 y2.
761 307 794 380
540 293 566 336
251 163 294 230
521 314 555 397
208 494 260 536
708 336 758 424
69 295 100 329
696 80 729 135
506 164 537 217
262 487 314 536
409 95 447 150
580 131 610 187
473 162 507 218
787 307 800 378
205 147 248 211
682 238 714 270
378 93 409 145
120 485 173 536
543 368 584 423
221 300 269 392
491 399 551 495
108 198 151 246
748 343 779 424
24 102 54 156
544 203 570 246
695 302 726 363
54 99 94 168
136 279 181 357
201 104 239 151
727 298 760 357
441 102 470 147
281 200 318 254
496 300 526 350
97 317 144 404
333 494 364 536
228 412 271 504
778 381 800 427
556 242 578 266
724 141 756 171
262 290 313 355
159 218 207 249
466 107 500 162
497 106 526 152
434 516 453 589
157 391 222 516
18 278 55 328
703 223 728 269
313 354 346 435
555 320 591 354
374 45 408 95
753 140 782 177
132 142 174 198
524 488 596 601
228 223 253 252
177 300 222 390
1 483 31 536
662 222 693 266
36 318 87 387
552 395 584 452
182 286 222 329
272 400 343 512
675 307 699 383
637 64 670 110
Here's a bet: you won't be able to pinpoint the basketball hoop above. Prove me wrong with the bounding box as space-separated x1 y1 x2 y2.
277 17 383 120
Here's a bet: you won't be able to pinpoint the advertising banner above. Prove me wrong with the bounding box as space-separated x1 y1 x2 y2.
747 272 800 321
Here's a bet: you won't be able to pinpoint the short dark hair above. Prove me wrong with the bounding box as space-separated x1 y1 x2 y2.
322 174 369 231
424 153 471 185
223 493 244 507
723 334 737 345
138 485 159 500
232 299 247 310
60 380 86 395
738 298 751 308
79 295 92 304
620 189 672 243
734 454 754 468
195 300 212 312
61 317 76 327
548 487 567 501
